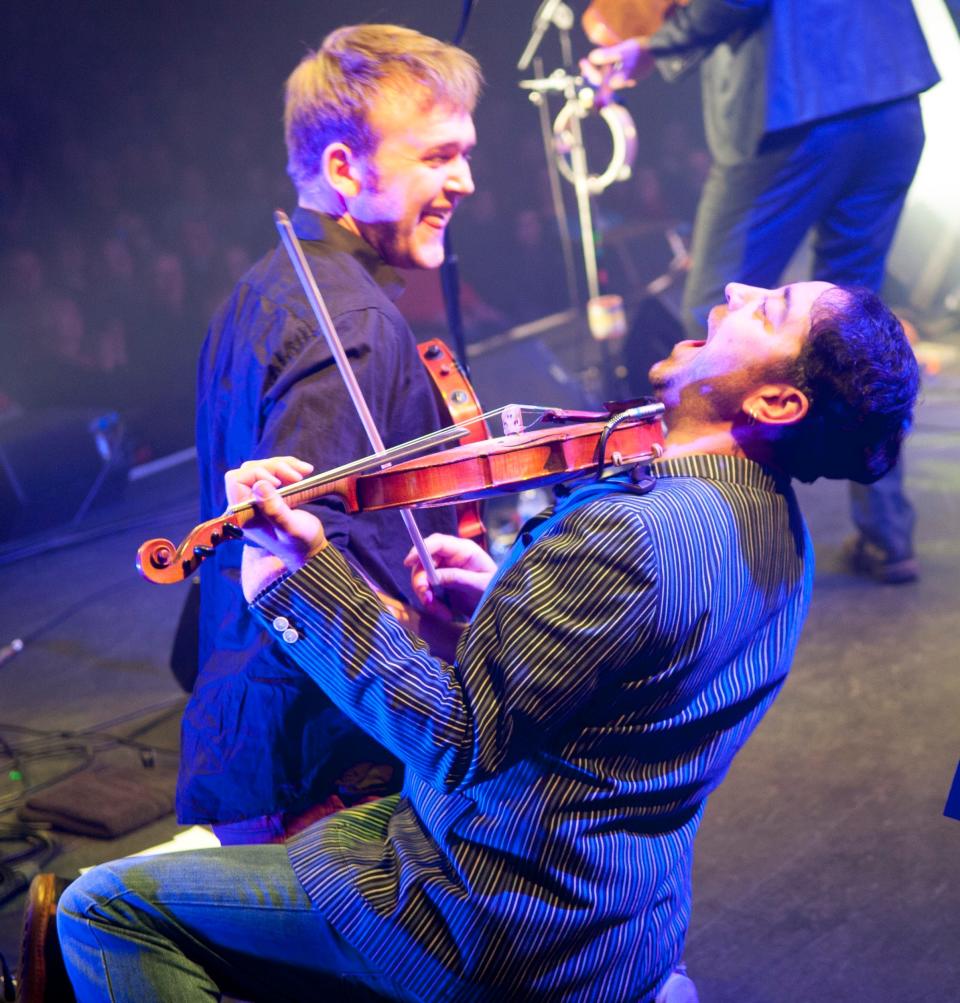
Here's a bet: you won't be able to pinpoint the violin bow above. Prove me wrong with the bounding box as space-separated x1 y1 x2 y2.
273 210 445 592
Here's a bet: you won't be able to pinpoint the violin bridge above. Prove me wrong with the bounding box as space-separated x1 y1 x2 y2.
501 405 525 436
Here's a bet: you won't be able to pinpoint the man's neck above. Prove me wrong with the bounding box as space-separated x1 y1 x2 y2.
660 417 785 471
297 194 362 239
660 422 746 462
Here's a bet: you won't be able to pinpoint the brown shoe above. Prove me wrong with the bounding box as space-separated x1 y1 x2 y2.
15 873 75 1003
843 535 919 585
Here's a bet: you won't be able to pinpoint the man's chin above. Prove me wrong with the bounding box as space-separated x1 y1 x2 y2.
647 358 688 408
413 249 446 270
378 244 444 271
355 222 444 270
410 232 447 269
647 358 672 389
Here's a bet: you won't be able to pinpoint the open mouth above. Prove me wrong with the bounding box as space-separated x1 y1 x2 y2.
420 209 450 231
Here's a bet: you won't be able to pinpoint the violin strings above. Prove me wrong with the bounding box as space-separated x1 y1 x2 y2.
274 426 470 496
226 423 470 514
225 406 562 517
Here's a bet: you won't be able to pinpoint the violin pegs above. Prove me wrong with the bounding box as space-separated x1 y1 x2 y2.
138 515 250 585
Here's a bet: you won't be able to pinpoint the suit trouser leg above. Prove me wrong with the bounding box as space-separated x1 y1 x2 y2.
807 98 925 560
682 100 925 559
849 458 916 561
681 124 846 338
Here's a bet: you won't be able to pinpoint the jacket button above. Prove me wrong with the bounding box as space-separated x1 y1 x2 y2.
282 627 300 644
272 616 290 632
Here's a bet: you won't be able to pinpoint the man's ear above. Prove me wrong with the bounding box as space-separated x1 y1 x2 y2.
322 143 364 201
743 384 810 426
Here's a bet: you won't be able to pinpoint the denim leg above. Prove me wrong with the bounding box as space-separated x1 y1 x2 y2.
57 845 414 1002
681 154 806 336
849 458 916 560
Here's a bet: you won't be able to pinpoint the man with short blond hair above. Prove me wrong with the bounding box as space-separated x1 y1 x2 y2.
284 23 481 184
178 23 481 844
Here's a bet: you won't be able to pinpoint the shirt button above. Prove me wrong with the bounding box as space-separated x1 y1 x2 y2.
282 627 300 644
272 616 290 632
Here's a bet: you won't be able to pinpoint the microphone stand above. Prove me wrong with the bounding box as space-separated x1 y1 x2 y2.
518 0 574 72
534 55 581 316
439 0 477 380
440 228 471 381
519 5 620 398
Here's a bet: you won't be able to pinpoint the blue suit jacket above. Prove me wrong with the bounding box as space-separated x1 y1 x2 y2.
651 0 939 162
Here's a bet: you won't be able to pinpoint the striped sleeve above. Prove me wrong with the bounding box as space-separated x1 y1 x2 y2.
252 497 659 792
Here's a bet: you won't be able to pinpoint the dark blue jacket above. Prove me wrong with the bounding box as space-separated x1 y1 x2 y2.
178 209 456 823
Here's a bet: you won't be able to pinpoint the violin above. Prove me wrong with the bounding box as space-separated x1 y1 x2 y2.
136 404 665 585
417 337 489 546
582 0 691 46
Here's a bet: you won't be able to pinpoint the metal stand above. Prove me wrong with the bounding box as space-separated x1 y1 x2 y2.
533 56 582 316
519 5 639 397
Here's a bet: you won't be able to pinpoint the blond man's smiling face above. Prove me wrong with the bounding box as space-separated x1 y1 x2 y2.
348 87 476 270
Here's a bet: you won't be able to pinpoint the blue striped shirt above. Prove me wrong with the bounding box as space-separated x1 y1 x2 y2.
254 454 814 1001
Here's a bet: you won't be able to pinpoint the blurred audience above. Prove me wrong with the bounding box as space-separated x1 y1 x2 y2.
0 9 710 468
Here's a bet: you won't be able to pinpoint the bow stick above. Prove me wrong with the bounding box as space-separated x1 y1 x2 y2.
273 210 444 592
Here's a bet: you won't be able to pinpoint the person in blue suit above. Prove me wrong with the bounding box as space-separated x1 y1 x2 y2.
583 0 940 583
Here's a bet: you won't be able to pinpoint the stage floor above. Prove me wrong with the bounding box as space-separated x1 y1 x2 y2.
1 343 958 1001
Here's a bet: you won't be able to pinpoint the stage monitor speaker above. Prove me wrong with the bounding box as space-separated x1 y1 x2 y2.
466 336 598 416
0 408 128 543
622 290 686 397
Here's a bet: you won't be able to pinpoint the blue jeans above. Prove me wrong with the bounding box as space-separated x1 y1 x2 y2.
58 848 692 1001
56 846 417 1002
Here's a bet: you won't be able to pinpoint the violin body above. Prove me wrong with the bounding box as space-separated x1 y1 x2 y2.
582 0 691 45
136 413 664 585
353 419 663 510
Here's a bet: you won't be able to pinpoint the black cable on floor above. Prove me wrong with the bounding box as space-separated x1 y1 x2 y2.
0 697 184 814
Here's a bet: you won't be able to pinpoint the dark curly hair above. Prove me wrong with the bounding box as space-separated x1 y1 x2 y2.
773 287 920 484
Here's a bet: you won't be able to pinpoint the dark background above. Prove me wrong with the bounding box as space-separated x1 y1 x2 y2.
0 1 704 490
0 7 959 1000
4 3 956 547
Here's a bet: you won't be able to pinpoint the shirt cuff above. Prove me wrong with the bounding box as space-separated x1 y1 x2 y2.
249 542 372 637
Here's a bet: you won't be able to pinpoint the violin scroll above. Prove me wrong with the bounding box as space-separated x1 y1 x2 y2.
582 0 692 45
136 515 246 584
